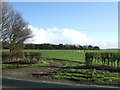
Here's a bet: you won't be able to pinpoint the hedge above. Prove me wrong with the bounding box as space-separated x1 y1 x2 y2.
2 52 42 64
85 52 120 67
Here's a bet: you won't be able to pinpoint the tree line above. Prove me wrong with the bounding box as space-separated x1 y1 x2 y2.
2 42 100 50
24 43 100 50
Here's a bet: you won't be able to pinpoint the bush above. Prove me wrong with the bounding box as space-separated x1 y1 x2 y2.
85 52 93 66
2 52 42 64
2 52 23 63
24 52 41 60
85 52 120 67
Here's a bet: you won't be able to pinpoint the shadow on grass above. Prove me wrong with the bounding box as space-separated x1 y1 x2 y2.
3 58 120 73
38 65 120 73
41 58 120 73
63 65 120 73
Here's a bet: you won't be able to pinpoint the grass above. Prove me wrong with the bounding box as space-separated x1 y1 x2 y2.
2 49 119 67
24 49 85 63
23 49 119 67
2 49 120 86
2 49 119 68
52 68 120 86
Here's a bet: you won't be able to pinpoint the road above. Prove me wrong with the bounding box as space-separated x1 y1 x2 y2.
1 78 120 89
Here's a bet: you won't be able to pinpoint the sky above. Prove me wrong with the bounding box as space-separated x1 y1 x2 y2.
9 2 118 49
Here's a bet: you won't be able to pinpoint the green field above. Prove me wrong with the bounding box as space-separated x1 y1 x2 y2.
2 49 119 67
24 49 118 60
2 49 120 86
24 49 119 66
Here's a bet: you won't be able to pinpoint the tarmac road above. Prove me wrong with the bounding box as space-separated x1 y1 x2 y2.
1 78 120 89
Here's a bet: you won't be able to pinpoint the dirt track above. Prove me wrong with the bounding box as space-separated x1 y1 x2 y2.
2 66 61 81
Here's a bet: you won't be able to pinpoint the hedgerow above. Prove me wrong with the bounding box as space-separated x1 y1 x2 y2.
2 52 42 64
85 52 120 67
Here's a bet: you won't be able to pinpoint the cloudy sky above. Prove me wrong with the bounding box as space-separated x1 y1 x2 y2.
10 2 118 49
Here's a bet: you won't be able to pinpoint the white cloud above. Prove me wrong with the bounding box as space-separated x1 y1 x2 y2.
27 25 118 49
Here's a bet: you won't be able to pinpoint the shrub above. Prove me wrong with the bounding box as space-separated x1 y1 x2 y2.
24 52 42 60
2 52 42 64
85 52 120 67
85 52 94 66
2 52 23 63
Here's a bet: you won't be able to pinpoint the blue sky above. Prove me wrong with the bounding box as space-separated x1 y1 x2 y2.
9 2 118 49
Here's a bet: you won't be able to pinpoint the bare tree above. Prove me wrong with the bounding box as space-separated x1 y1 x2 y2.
0 2 33 52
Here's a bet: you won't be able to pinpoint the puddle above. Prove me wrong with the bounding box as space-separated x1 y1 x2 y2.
47 60 54 62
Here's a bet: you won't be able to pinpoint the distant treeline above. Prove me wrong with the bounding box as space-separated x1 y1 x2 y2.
3 42 100 50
